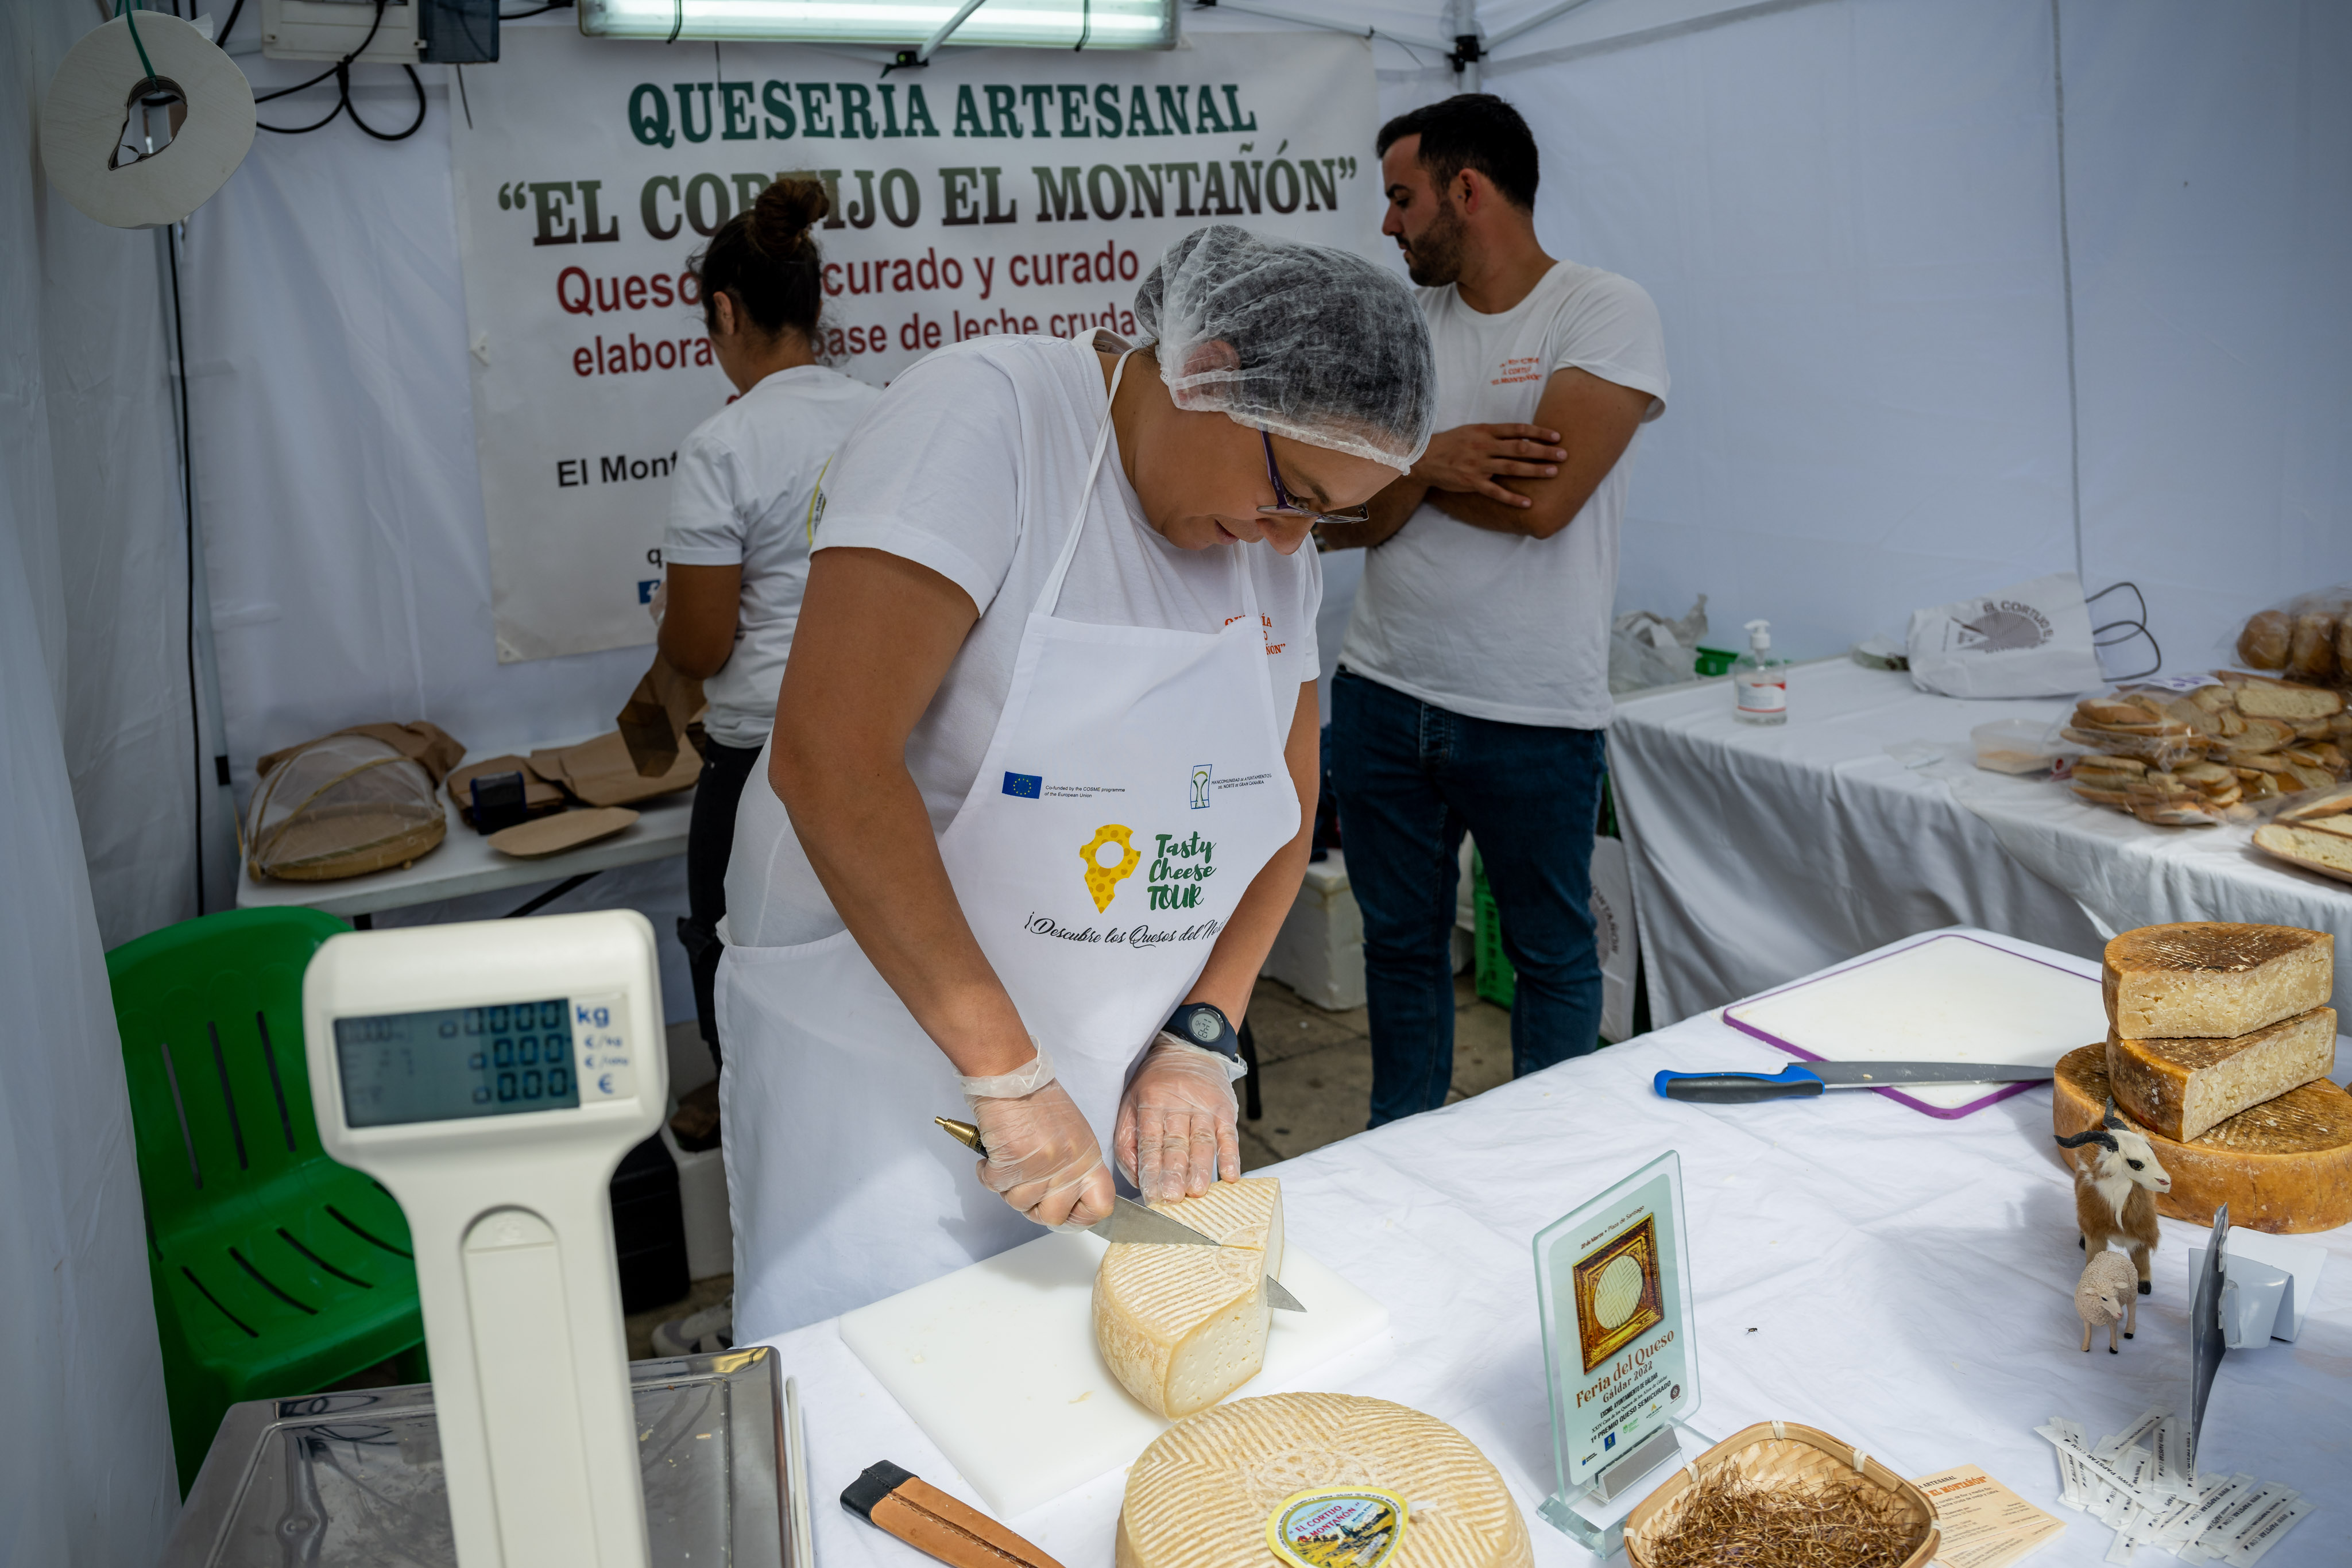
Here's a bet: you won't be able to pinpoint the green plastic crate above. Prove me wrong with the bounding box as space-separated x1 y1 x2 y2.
1472 854 1515 1010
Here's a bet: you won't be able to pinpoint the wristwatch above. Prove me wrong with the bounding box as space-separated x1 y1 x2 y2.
1163 1001 1241 1064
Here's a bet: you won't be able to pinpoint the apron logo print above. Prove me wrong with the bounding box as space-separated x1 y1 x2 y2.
1079 824 1143 912
1190 763 1212 809
1003 771 1043 799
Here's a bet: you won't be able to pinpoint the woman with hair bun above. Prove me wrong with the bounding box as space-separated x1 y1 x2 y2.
649 179 878 1356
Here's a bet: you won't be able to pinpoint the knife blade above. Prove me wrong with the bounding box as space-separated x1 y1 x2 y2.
1652 1060 2056 1104
933 1116 1305 1311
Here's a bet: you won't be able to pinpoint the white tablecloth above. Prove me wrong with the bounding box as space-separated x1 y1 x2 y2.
753 928 2346 1568
1607 660 2351 1026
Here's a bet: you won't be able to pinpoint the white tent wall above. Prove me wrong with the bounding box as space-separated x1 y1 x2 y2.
3 3 187 1558
2061 1 2352 674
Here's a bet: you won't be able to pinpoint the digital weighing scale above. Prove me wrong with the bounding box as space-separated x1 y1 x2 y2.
300 909 668 1568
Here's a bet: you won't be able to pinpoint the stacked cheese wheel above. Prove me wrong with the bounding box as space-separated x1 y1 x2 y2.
2055 923 2351 1233
1118 1394 1533 1568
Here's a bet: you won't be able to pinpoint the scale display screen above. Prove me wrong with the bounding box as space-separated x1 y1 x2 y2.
334 998 579 1128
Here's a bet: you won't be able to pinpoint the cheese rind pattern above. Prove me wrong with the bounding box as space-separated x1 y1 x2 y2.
2055 1044 2352 1233
1094 1178 1283 1419
1117 1393 1533 1568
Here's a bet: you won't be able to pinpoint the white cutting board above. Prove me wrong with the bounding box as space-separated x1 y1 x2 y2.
1722 934 2106 1115
838 1231 1388 1517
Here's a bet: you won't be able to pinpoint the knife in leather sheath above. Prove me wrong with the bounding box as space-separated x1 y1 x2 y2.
933 1116 1306 1311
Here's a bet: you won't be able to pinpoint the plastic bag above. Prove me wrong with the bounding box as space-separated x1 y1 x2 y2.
2060 677 2350 826
1607 595 1708 695
1906 571 2106 698
2225 583 2352 687
1971 717 2078 775
244 733 446 881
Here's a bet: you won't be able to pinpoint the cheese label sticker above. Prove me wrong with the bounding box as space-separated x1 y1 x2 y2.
1266 1488 1409 1568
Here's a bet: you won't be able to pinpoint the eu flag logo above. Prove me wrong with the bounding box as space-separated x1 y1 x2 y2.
1003 772 1042 799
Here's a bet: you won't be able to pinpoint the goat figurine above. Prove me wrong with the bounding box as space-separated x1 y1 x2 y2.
2055 1098 2170 1295
2076 1249 2138 1352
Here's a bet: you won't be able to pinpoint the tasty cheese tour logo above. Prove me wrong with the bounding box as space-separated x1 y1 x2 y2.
1079 824 1218 912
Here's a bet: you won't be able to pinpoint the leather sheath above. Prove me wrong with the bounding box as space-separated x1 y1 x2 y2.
842 1461 1067 1568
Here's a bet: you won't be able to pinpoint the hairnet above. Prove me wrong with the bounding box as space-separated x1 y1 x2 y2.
1134 225 1435 471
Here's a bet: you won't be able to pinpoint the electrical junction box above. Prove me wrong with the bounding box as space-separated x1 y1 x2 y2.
261 0 419 63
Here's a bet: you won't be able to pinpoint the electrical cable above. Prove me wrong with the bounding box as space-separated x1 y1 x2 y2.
220 0 246 45
164 224 206 915
254 0 427 141
116 0 158 79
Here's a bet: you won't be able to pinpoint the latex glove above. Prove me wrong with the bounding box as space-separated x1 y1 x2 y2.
1115 1035 1242 1201
970 1079 1114 1230
647 576 668 628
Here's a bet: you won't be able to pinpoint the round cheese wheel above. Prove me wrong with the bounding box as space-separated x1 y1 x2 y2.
1116 1393 1533 1568
2055 1045 2352 1233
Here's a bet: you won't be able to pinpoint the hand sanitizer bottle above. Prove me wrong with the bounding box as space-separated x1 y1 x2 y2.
1732 619 1788 725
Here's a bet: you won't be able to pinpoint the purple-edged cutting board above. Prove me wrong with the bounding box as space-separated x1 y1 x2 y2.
1721 934 2105 1119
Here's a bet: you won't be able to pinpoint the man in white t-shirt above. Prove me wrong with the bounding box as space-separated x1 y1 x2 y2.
1320 95 1669 1126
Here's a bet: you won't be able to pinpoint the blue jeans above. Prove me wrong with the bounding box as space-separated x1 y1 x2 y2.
1330 669 1606 1128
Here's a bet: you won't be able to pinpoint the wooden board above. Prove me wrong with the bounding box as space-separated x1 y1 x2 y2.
2053 1045 2352 1234
488 806 639 858
1723 934 2106 1117
838 1232 1388 1520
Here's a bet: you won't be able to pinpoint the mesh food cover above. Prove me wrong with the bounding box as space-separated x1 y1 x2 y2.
243 733 446 881
1134 223 1436 471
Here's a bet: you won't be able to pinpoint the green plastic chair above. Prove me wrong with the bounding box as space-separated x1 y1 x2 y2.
107 906 426 1496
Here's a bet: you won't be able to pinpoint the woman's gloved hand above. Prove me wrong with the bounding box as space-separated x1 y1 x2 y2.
970 1079 1115 1230
1115 1034 1243 1201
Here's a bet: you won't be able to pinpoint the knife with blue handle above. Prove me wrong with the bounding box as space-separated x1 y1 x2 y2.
1653 1060 2055 1104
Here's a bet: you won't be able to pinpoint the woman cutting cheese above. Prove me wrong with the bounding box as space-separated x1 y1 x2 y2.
720 226 1436 1337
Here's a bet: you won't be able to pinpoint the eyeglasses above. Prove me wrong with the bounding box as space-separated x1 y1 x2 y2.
1259 430 1371 526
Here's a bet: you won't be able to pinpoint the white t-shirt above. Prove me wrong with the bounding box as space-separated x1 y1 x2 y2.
661 364 881 749
1339 260 1668 729
726 334 1322 947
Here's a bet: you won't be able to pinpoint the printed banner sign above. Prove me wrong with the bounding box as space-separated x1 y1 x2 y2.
449 28 1380 661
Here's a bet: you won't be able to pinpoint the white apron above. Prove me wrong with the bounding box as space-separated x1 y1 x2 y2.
719 350 1301 1339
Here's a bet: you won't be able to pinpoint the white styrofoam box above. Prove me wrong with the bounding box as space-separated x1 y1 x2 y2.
1262 853 1366 1011
839 1232 1389 1519
1593 835 1638 1042
659 1123 732 1281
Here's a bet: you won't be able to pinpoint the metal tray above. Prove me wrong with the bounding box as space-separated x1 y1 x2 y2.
162 1347 798 1567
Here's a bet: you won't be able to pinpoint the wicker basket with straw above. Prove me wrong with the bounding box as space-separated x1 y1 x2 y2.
1624 1422 1939 1568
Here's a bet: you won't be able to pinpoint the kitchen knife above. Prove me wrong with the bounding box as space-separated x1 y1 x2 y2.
933 1116 1306 1311
1653 1060 2056 1104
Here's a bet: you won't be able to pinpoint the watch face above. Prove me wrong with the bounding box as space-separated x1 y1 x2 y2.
1187 1011 1223 1044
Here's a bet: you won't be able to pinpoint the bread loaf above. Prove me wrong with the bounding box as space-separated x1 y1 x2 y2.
2229 677 2344 723
2252 822 2352 885
1117 1394 1533 1568
2055 1046 2352 1233
2287 613 2338 683
2106 1008 2336 1142
2103 924 2332 1039
2237 609 2291 671
1094 1178 1282 1419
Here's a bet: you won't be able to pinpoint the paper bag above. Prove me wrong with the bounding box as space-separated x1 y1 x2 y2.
1906 571 2105 699
258 720 466 785
531 731 701 808
617 653 707 779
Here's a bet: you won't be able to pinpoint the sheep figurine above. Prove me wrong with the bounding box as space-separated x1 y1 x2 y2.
2055 1098 2171 1295
2076 1249 2138 1353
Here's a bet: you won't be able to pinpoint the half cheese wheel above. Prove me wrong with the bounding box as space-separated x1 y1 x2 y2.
1094 1178 1283 1419
1117 1393 1533 1568
2106 1008 2336 1142
2102 923 2332 1039
2054 1045 2352 1233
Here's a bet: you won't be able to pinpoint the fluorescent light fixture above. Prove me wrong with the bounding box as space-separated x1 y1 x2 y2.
577 0 1177 49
